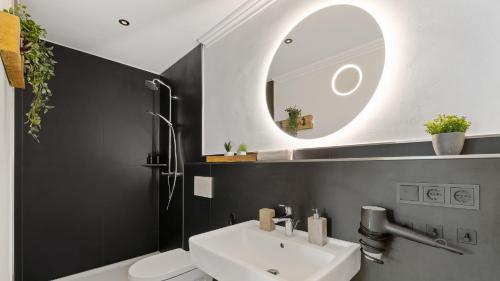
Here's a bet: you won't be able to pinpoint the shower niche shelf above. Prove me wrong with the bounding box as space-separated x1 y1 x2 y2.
161 172 183 177
141 163 169 168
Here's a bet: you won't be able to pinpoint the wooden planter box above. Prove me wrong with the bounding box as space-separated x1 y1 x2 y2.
0 11 25 88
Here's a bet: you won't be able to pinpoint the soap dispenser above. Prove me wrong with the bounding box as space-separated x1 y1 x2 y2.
308 209 327 246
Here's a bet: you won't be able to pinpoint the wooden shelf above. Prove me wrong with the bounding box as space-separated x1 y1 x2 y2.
194 153 500 165
205 153 257 163
0 11 24 88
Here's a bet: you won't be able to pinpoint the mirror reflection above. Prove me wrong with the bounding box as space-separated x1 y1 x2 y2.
266 5 385 139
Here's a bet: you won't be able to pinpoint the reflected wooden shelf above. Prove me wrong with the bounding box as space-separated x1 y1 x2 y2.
205 153 257 163
0 11 24 88
276 115 313 131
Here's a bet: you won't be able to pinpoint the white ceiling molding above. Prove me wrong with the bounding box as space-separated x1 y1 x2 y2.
272 38 384 83
198 0 277 47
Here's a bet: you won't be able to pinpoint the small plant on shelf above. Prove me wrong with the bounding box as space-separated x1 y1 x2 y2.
424 114 471 155
4 4 57 142
224 141 234 156
237 143 248 156
285 105 302 137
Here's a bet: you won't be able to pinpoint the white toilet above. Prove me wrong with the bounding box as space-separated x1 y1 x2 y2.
128 248 212 281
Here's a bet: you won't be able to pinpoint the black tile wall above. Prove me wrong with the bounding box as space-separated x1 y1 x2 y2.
183 164 211 248
184 158 500 281
159 45 203 251
15 44 158 280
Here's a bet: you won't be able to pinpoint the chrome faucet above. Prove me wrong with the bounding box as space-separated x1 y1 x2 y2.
273 204 300 236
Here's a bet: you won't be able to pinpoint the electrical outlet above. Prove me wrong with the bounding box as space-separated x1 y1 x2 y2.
423 185 445 204
451 187 474 206
426 224 444 238
458 228 477 245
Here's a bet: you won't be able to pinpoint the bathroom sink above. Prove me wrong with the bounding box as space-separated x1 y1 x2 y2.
189 221 360 281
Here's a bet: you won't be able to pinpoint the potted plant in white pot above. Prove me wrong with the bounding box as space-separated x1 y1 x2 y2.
224 141 234 156
237 144 247 156
425 114 471 155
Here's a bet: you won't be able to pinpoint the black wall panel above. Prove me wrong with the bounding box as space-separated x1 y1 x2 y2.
184 159 500 281
159 45 203 251
15 44 158 280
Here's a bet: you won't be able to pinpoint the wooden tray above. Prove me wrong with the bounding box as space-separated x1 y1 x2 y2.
205 153 257 163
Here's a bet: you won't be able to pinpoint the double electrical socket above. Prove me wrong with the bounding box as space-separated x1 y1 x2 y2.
398 182 479 210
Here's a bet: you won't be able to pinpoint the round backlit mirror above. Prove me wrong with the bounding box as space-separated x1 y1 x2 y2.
266 5 385 139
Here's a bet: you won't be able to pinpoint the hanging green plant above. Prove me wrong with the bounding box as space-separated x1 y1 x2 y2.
4 4 56 142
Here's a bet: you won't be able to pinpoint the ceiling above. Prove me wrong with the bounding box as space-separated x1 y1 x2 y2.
268 5 383 80
21 0 247 74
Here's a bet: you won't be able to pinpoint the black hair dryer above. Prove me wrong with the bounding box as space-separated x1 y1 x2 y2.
358 206 463 264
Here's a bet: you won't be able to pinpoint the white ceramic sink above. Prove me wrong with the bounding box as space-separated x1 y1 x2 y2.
189 220 360 281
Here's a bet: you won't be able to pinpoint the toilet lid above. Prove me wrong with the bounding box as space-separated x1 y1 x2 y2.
129 249 196 281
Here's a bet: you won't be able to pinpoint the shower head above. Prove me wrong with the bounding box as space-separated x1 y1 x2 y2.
145 80 159 91
145 78 172 92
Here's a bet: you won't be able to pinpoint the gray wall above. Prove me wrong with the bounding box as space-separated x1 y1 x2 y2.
184 158 500 281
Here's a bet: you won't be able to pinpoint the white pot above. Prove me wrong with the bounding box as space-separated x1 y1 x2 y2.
237 151 247 156
224 152 235 156
431 132 465 155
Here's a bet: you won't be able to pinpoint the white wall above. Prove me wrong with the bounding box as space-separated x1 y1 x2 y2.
203 0 500 154
0 1 15 280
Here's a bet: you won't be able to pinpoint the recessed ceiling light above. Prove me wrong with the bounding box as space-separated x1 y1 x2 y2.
118 19 130 26
284 38 293 44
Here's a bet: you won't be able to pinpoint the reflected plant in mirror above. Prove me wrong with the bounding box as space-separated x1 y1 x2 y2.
266 5 385 139
285 106 302 136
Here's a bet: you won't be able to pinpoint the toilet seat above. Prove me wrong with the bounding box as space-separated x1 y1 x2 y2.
129 249 196 281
